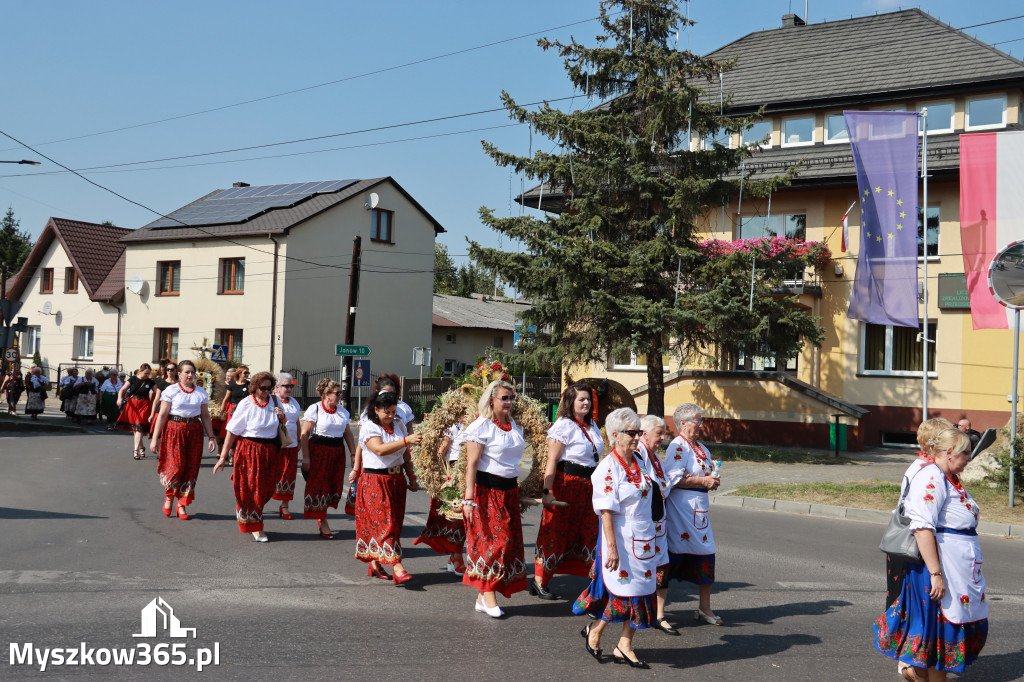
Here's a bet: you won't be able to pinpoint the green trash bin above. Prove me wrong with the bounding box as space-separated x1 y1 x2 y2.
829 423 848 451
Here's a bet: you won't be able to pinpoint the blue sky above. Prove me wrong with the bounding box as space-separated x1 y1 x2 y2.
1 0 1021 273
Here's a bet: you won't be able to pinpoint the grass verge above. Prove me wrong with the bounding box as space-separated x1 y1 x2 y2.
733 480 1024 526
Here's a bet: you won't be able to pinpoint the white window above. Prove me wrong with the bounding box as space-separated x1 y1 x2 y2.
701 127 730 149
860 322 937 377
917 101 954 135
966 95 1006 130
738 213 806 241
23 326 41 355
737 349 797 372
741 120 772 148
444 333 456 344
610 350 670 371
781 116 814 146
443 359 457 375
74 326 94 360
825 114 848 144
918 206 940 260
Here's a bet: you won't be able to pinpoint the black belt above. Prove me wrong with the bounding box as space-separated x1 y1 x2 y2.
310 434 346 446
558 460 597 478
363 465 404 475
475 470 518 491
241 435 279 446
169 415 200 423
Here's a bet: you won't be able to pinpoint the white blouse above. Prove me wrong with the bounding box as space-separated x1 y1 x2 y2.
100 379 123 393
359 420 409 469
464 416 525 479
548 417 604 467
159 383 210 418
227 396 280 439
444 423 467 462
302 401 352 439
275 395 302 444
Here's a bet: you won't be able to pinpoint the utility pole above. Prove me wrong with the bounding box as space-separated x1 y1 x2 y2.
341 236 362 414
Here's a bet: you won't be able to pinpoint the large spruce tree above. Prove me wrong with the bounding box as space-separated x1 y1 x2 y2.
472 0 823 416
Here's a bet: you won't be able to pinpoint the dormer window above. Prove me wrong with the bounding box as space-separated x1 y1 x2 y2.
825 114 848 144
917 101 954 135
966 95 1006 131
781 116 814 147
741 120 772 148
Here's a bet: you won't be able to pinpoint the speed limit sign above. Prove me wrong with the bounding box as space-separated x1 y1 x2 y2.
3 348 18 363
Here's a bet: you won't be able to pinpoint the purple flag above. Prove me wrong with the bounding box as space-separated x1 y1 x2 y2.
844 111 919 327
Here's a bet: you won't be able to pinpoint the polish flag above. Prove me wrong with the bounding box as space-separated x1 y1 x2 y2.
840 202 854 253
959 131 1024 330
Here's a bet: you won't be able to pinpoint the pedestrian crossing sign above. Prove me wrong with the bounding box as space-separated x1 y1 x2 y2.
210 344 228 364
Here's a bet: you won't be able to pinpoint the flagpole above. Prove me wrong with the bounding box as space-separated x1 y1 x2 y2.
920 108 930 421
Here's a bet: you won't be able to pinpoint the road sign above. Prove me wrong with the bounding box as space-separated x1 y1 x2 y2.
210 344 229 363
353 358 371 387
3 348 18 363
335 344 370 356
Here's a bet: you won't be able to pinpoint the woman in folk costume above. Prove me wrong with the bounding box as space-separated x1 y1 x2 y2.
413 416 469 575
24 366 49 419
73 368 100 425
117 363 155 459
875 427 988 681
462 380 528 616
2 365 24 415
354 389 422 584
656 403 723 632
213 371 285 542
217 366 250 465
147 361 178 438
151 360 218 520
271 372 303 520
300 379 355 538
350 374 415 493
528 382 603 601
99 370 124 430
574 407 668 669
59 367 78 420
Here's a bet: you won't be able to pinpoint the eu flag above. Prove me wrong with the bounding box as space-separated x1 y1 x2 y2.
844 111 919 328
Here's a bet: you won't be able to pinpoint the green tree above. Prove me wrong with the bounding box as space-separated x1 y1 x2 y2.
471 0 819 416
433 243 458 294
455 261 504 298
0 206 32 285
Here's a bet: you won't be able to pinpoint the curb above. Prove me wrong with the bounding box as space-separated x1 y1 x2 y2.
0 422 87 434
711 494 1023 540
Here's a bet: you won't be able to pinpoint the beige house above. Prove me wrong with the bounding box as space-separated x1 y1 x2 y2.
8 218 130 376
118 177 444 376
431 293 528 375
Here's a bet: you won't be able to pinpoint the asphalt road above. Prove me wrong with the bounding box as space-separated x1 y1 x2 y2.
2 431 1023 681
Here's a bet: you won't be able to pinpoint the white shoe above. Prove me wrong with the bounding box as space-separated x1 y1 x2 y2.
475 595 503 618
694 608 722 625
253 533 269 543
446 559 465 576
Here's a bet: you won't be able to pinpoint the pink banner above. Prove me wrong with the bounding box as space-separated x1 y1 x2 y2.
959 133 1008 330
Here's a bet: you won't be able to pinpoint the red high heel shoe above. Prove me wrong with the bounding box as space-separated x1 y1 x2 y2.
317 520 332 539
278 505 292 520
162 499 173 517
176 504 189 520
392 569 413 586
367 563 391 580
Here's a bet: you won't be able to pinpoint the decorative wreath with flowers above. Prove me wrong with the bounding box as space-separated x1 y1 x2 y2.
412 361 550 519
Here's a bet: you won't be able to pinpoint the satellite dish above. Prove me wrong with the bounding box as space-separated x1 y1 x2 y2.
126 274 144 295
365 192 379 210
41 301 52 315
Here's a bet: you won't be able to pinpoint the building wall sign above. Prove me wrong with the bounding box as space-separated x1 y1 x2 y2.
938 273 971 309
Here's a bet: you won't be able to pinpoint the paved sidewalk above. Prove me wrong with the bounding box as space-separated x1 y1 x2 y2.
715 447 914 490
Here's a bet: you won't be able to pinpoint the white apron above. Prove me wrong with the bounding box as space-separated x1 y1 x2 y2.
663 437 716 555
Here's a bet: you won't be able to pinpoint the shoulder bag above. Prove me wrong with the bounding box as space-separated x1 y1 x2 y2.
878 469 926 563
272 395 295 449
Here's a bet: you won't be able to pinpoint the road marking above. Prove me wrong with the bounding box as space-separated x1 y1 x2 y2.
404 512 427 527
777 581 848 590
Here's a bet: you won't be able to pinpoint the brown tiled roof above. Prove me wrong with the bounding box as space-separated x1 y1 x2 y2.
8 218 132 303
122 176 444 243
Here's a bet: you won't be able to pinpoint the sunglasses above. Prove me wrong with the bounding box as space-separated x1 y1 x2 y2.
621 429 644 437
258 384 272 391
498 395 516 403
687 418 704 425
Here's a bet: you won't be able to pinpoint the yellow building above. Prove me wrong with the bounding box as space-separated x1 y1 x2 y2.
545 10 1024 449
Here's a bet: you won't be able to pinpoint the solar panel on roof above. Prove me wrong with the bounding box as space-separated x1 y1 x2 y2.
149 179 359 228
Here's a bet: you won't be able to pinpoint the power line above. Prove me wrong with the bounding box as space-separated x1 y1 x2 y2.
958 14 1024 29
0 14 608 153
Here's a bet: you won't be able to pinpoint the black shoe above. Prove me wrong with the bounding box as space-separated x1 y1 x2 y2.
580 625 602 662
528 578 560 600
612 647 650 669
653 619 679 636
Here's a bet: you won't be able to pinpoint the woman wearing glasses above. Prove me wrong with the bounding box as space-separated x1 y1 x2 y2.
151 360 218 520
574 407 668 669
271 373 303 520
529 382 603 601
299 379 355 538
353 389 422 584
214 372 286 542
462 380 528 617
656 403 722 632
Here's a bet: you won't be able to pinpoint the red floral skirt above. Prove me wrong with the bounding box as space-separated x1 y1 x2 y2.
656 552 715 588
273 445 299 502
116 397 150 432
573 528 656 629
534 470 597 578
463 484 527 597
232 437 281 533
413 496 465 555
355 471 407 565
302 441 345 519
157 420 204 505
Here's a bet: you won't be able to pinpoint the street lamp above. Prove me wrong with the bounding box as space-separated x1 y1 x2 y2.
0 160 41 165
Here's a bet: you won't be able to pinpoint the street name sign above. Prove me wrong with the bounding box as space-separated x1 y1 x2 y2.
335 344 370 356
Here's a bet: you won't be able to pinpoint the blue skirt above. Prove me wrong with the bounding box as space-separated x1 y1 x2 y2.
572 526 655 629
874 560 987 672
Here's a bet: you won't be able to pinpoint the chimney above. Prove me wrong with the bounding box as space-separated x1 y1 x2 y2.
233 182 250 188
781 13 805 28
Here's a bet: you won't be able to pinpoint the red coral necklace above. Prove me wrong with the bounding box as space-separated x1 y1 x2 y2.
320 400 336 414
252 395 269 408
177 382 194 394
611 448 642 488
381 422 395 435
493 418 512 432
